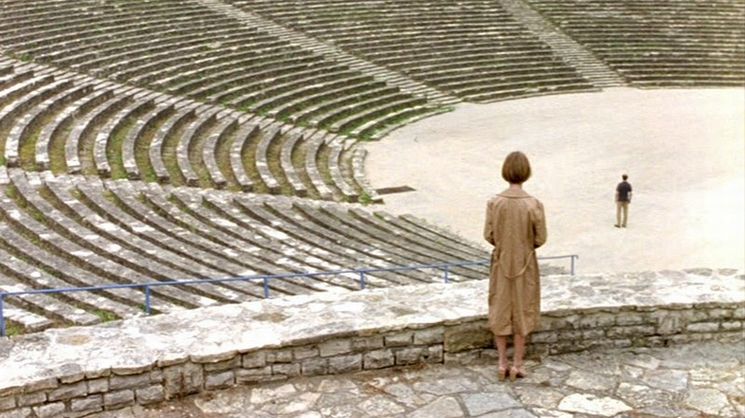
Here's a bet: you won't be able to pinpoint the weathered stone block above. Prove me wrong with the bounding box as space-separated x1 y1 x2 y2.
135 385 165 405
613 339 633 348
684 310 709 323
707 308 732 320
606 326 655 339
205 371 235 389
87 377 108 394
363 349 395 370
351 336 384 351
301 358 328 376
242 351 266 369
328 354 362 373
0 387 21 398
24 378 58 393
163 362 204 399
109 373 151 391
111 364 151 376
235 367 272 384
531 331 558 343
266 348 293 364
557 330 583 341
655 313 685 335
733 307 745 319
33 402 66 418
721 321 742 331
58 364 85 384
616 312 647 326
414 327 444 345
582 329 605 340
48 381 87 402
70 394 103 412
191 351 238 364
104 389 134 408
293 346 319 360
538 315 574 331
0 407 31 418
687 322 719 333
426 345 444 363
395 347 426 366
84 369 111 379
319 339 352 357
150 369 163 383
203 356 241 372
444 323 491 352
0 396 14 411
272 363 301 377
384 331 413 347
577 313 615 329
18 391 46 407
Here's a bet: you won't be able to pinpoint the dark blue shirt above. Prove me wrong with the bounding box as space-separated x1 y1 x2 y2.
616 181 632 202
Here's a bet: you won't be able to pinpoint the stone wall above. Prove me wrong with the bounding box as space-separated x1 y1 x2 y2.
0 269 743 417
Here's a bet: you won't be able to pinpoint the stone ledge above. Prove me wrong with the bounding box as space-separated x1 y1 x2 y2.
0 269 742 416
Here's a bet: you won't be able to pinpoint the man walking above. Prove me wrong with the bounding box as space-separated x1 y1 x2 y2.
615 174 632 228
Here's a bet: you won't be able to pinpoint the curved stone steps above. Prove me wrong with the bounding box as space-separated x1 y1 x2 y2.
0 223 147 320
93 90 158 177
0 0 445 147
226 0 597 101
0 250 101 328
122 96 182 180
35 80 114 171
64 86 136 174
4 75 90 169
524 0 745 87
42 179 255 303
0 180 187 314
103 180 310 298
237 198 448 287
7 170 230 308
150 102 200 183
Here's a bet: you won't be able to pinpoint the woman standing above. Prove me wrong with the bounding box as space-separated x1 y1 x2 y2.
483 151 547 381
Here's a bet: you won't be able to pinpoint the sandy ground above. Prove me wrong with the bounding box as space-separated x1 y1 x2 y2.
365 88 745 274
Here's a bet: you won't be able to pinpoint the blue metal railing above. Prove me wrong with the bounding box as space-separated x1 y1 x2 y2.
0 255 577 337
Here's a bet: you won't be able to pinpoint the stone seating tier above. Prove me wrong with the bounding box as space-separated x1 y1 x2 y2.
0 60 383 200
0 270 741 417
0 169 491 334
226 0 598 101
524 0 745 87
0 0 443 145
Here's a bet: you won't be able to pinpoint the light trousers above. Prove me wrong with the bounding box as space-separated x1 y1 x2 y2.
616 201 629 227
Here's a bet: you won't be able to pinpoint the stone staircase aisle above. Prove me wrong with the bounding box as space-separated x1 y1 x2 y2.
498 0 627 88
195 0 461 106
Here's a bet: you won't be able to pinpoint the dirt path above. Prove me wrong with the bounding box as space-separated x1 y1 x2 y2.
364 88 744 274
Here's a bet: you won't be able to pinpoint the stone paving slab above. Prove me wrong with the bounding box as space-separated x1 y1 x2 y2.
88 340 745 418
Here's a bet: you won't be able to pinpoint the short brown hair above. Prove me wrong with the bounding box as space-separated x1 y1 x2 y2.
502 151 532 184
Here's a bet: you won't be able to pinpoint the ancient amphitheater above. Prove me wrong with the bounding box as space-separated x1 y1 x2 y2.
0 0 743 417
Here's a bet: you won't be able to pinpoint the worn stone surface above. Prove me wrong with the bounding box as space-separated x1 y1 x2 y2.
90 341 744 418
1 272 742 394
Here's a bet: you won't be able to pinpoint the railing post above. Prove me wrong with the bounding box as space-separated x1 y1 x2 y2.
358 271 366 289
571 256 577 276
145 286 152 315
0 294 5 337
263 277 270 298
443 265 450 284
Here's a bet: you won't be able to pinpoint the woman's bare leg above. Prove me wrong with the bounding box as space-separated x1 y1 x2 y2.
513 334 526 372
495 335 508 369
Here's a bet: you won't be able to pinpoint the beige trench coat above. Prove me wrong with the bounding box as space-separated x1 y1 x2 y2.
483 188 547 336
